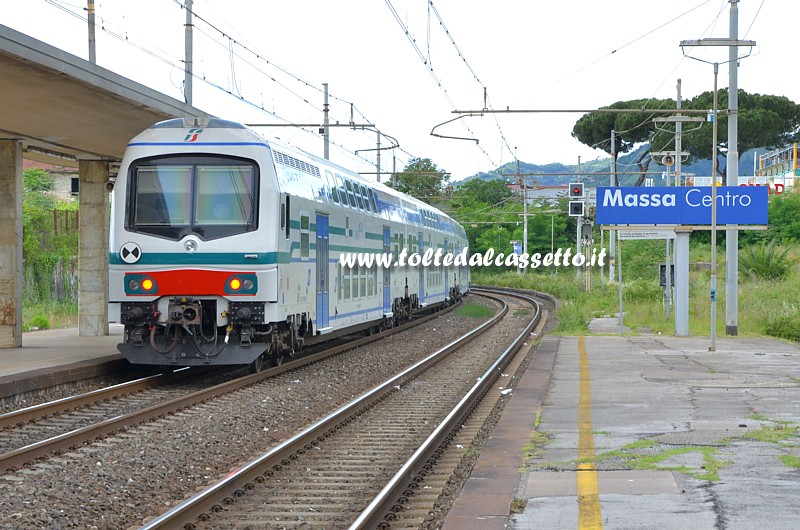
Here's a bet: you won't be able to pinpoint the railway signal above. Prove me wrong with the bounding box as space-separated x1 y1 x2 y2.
568 182 585 217
568 200 584 217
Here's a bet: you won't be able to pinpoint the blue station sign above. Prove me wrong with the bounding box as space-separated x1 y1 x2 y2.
595 186 768 225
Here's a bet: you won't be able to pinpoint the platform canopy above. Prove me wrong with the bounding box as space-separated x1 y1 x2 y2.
0 24 208 167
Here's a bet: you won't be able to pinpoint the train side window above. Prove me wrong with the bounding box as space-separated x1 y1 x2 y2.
368 189 378 213
345 180 358 208
359 265 366 299
343 267 351 299
327 171 340 204
285 196 291 239
354 184 364 210
280 202 285 230
300 214 310 258
359 185 370 212
336 174 349 207
350 181 364 210
337 264 342 301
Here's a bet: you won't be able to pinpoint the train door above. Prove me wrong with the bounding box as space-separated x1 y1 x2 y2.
418 232 425 305
444 238 449 298
316 213 330 329
383 226 391 314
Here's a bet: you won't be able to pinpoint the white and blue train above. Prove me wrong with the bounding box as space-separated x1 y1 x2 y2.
108 117 469 371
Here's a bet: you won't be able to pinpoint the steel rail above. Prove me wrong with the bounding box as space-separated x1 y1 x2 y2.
0 301 460 475
349 288 541 528
0 370 188 429
138 293 509 530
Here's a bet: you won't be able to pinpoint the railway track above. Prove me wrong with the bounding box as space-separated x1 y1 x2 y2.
0 299 460 476
138 288 545 530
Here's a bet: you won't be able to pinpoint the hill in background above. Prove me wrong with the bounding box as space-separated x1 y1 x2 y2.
466 145 765 187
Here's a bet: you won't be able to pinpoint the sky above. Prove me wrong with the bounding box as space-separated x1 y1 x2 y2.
4 0 793 182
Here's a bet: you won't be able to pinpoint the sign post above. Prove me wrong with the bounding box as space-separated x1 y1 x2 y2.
596 186 768 338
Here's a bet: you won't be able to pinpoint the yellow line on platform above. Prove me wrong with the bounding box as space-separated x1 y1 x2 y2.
577 335 602 529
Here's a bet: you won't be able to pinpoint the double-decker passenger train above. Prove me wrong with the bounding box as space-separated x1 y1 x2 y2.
109 117 469 371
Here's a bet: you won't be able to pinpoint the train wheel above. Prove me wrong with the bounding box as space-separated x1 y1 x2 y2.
249 353 266 374
270 352 284 367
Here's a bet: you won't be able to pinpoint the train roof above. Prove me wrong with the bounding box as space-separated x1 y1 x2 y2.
141 118 465 238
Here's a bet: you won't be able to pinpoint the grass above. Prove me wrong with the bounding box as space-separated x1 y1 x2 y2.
779 455 800 469
510 497 528 513
472 239 800 341
455 302 495 319
521 430 553 464
22 300 78 331
740 422 798 443
594 439 729 482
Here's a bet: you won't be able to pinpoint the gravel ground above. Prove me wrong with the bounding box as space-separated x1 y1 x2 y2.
0 301 496 530
423 293 558 528
0 372 148 415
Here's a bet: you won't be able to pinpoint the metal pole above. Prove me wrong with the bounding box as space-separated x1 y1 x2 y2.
376 131 381 183
609 129 616 283
576 156 582 280
665 161 672 320
674 79 690 336
323 83 330 160
184 0 193 106
522 158 528 264
726 0 740 336
600 229 605 286
710 63 719 352
87 0 96 64
618 230 624 335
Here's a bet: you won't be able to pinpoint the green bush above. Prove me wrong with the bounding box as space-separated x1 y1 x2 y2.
762 314 800 342
622 278 662 302
28 314 50 330
739 241 797 280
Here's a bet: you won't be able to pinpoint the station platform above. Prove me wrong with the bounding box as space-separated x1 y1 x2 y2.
0 324 126 398
443 329 800 529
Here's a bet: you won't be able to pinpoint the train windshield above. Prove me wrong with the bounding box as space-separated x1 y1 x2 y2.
127 155 258 241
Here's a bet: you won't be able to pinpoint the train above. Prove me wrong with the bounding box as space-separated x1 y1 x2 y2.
108 117 470 371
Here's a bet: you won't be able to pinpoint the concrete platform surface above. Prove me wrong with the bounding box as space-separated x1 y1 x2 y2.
444 331 800 529
0 324 125 397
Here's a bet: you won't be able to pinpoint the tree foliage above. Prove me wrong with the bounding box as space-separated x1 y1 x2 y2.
388 157 450 205
450 178 575 268
572 99 673 185
22 168 79 304
572 91 800 185
679 90 800 182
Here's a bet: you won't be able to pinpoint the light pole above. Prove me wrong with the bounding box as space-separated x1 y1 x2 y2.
710 63 719 352
681 1 754 349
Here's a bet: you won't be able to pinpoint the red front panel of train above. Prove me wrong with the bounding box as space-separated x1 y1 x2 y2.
124 269 257 296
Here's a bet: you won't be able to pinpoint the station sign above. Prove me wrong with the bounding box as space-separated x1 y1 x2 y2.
596 186 768 225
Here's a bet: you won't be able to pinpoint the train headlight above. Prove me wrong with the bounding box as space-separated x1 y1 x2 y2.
224 274 257 295
125 274 158 295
